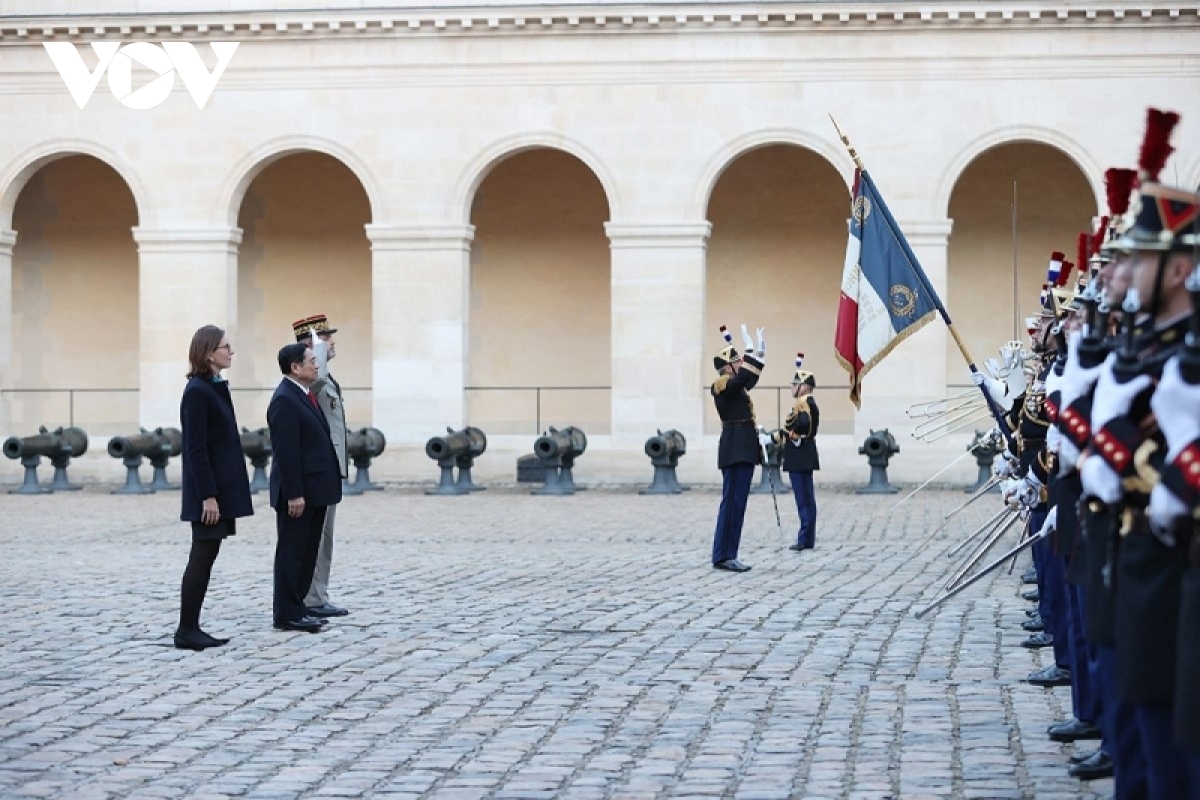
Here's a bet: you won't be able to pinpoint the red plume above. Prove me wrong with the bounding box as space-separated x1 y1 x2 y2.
1105 169 1137 216
1138 108 1180 181
1057 260 1074 287
1091 215 1109 256
1077 233 1089 270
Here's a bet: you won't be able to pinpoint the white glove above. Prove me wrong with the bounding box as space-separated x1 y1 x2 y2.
1037 506 1058 539
1059 438 1082 474
1148 483 1187 542
992 452 1016 479
1080 453 1122 504
755 327 766 357
757 431 772 448
1152 358 1200 462
1000 477 1021 505
971 370 1007 405
1091 352 1153 432
740 324 755 354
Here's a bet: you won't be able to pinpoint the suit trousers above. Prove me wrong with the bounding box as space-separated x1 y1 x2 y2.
788 471 817 548
712 464 754 564
304 503 337 607
274 505 327 624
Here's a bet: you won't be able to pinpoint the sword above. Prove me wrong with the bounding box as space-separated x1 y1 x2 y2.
759 431 785 540
910 475 1003 554
915 523 1049 619
943 510 1024 592
888 448 974 512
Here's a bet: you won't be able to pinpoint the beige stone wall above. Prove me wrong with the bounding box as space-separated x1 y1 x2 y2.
946 143 1097 389
704 145 856 435
467 148 611 435
233 151 373 430
10 155 139 436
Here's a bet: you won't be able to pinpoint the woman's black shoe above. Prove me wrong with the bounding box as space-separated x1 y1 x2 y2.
173 630 213 651
197 630 230 646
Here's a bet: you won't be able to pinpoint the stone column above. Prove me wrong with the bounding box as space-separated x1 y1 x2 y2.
855 219 954 435
366 224 474 443
133 227 242 427
605 222 711 442
0 229 16 434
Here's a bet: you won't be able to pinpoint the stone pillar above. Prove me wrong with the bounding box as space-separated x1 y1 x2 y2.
133 227 242 428
366 224 474 443
855 219 954 436
0 229 16 434
605 222 711 442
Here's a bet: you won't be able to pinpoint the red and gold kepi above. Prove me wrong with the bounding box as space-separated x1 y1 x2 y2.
292 314 338 341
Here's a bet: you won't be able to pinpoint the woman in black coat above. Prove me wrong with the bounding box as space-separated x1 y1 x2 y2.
175 325 254 650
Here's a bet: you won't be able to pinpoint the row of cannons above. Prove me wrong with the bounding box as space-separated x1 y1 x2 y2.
3 426 388 496
5 423 1005 496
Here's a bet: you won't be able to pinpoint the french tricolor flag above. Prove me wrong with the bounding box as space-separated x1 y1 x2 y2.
835 169 939 408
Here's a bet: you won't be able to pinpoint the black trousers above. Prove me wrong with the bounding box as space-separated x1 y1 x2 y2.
273 505 327 624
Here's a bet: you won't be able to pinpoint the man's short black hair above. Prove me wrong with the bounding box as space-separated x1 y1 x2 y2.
278 343 309 376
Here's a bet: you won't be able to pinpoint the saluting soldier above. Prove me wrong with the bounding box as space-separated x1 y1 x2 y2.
710 324 765 573
1080 108 1197 797
781 353 820 552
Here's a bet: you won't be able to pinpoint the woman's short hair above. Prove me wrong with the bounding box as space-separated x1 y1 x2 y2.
187 325 225 379
277 343 309 375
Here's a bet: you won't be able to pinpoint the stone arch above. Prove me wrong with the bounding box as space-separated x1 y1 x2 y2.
0 139 150 229
217 135 384 227
454 131 621 225
936 126 1104 220
691 129 856 221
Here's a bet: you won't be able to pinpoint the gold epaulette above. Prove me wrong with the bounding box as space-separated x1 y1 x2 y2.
712 375 731 395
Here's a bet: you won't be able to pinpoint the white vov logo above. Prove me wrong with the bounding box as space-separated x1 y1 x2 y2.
44 42 239 109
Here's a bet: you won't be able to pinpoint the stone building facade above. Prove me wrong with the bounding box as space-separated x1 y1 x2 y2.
1 0 1198 484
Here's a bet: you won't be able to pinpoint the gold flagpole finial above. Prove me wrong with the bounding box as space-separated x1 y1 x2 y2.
829 114 866 172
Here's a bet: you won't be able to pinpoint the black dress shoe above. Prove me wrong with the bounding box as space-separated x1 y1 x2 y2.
306 603 349 618
788 544 804 552
1068 750 1114 780
173 630 213 651
1026 608 1040 618
1027 666 1072 687
1069 747 1100 764
1022 616 1045 632
1022 566 1038 584
1022 588 1041 602
197 629 230 646
273 616 325 632
714 559 751 572
1021 632 1055 649
1047 719 1101 742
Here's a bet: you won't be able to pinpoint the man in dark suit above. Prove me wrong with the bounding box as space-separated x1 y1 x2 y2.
267 343 344 632
781 353 820 552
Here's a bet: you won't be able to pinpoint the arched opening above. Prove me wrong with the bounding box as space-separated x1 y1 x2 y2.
946 142 1096 386
11 155 139 435
704 144 853 435
467 148 611 435
235 152 372 426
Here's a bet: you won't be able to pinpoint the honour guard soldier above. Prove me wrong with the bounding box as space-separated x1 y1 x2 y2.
292 314 350 619
710 324 765 573
782 353 820 552
1081 108 1197 798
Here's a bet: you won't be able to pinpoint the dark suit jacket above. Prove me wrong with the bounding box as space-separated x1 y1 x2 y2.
782 395 820 473
712 354 764 469
267 378 343 511
179 376 254 522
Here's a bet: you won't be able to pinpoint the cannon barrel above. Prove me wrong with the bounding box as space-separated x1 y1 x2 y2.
535 426 587 460
153 427 182 458
347 427 387 460
426 431 471 461
5 426 88 461
860 430 899 459
239 427 272 459
108 432 167 460
460 426 487 458
644 429 687 460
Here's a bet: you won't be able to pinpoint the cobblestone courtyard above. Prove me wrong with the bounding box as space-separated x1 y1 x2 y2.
0 486 1110 799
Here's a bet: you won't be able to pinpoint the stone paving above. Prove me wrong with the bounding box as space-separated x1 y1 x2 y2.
0 485 1111 799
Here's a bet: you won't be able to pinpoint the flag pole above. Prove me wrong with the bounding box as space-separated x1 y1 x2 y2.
829 116 1016 448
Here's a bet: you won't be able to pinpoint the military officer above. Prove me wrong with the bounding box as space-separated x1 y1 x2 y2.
710 324 765 573
293 314 351 619
781 353 820 552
